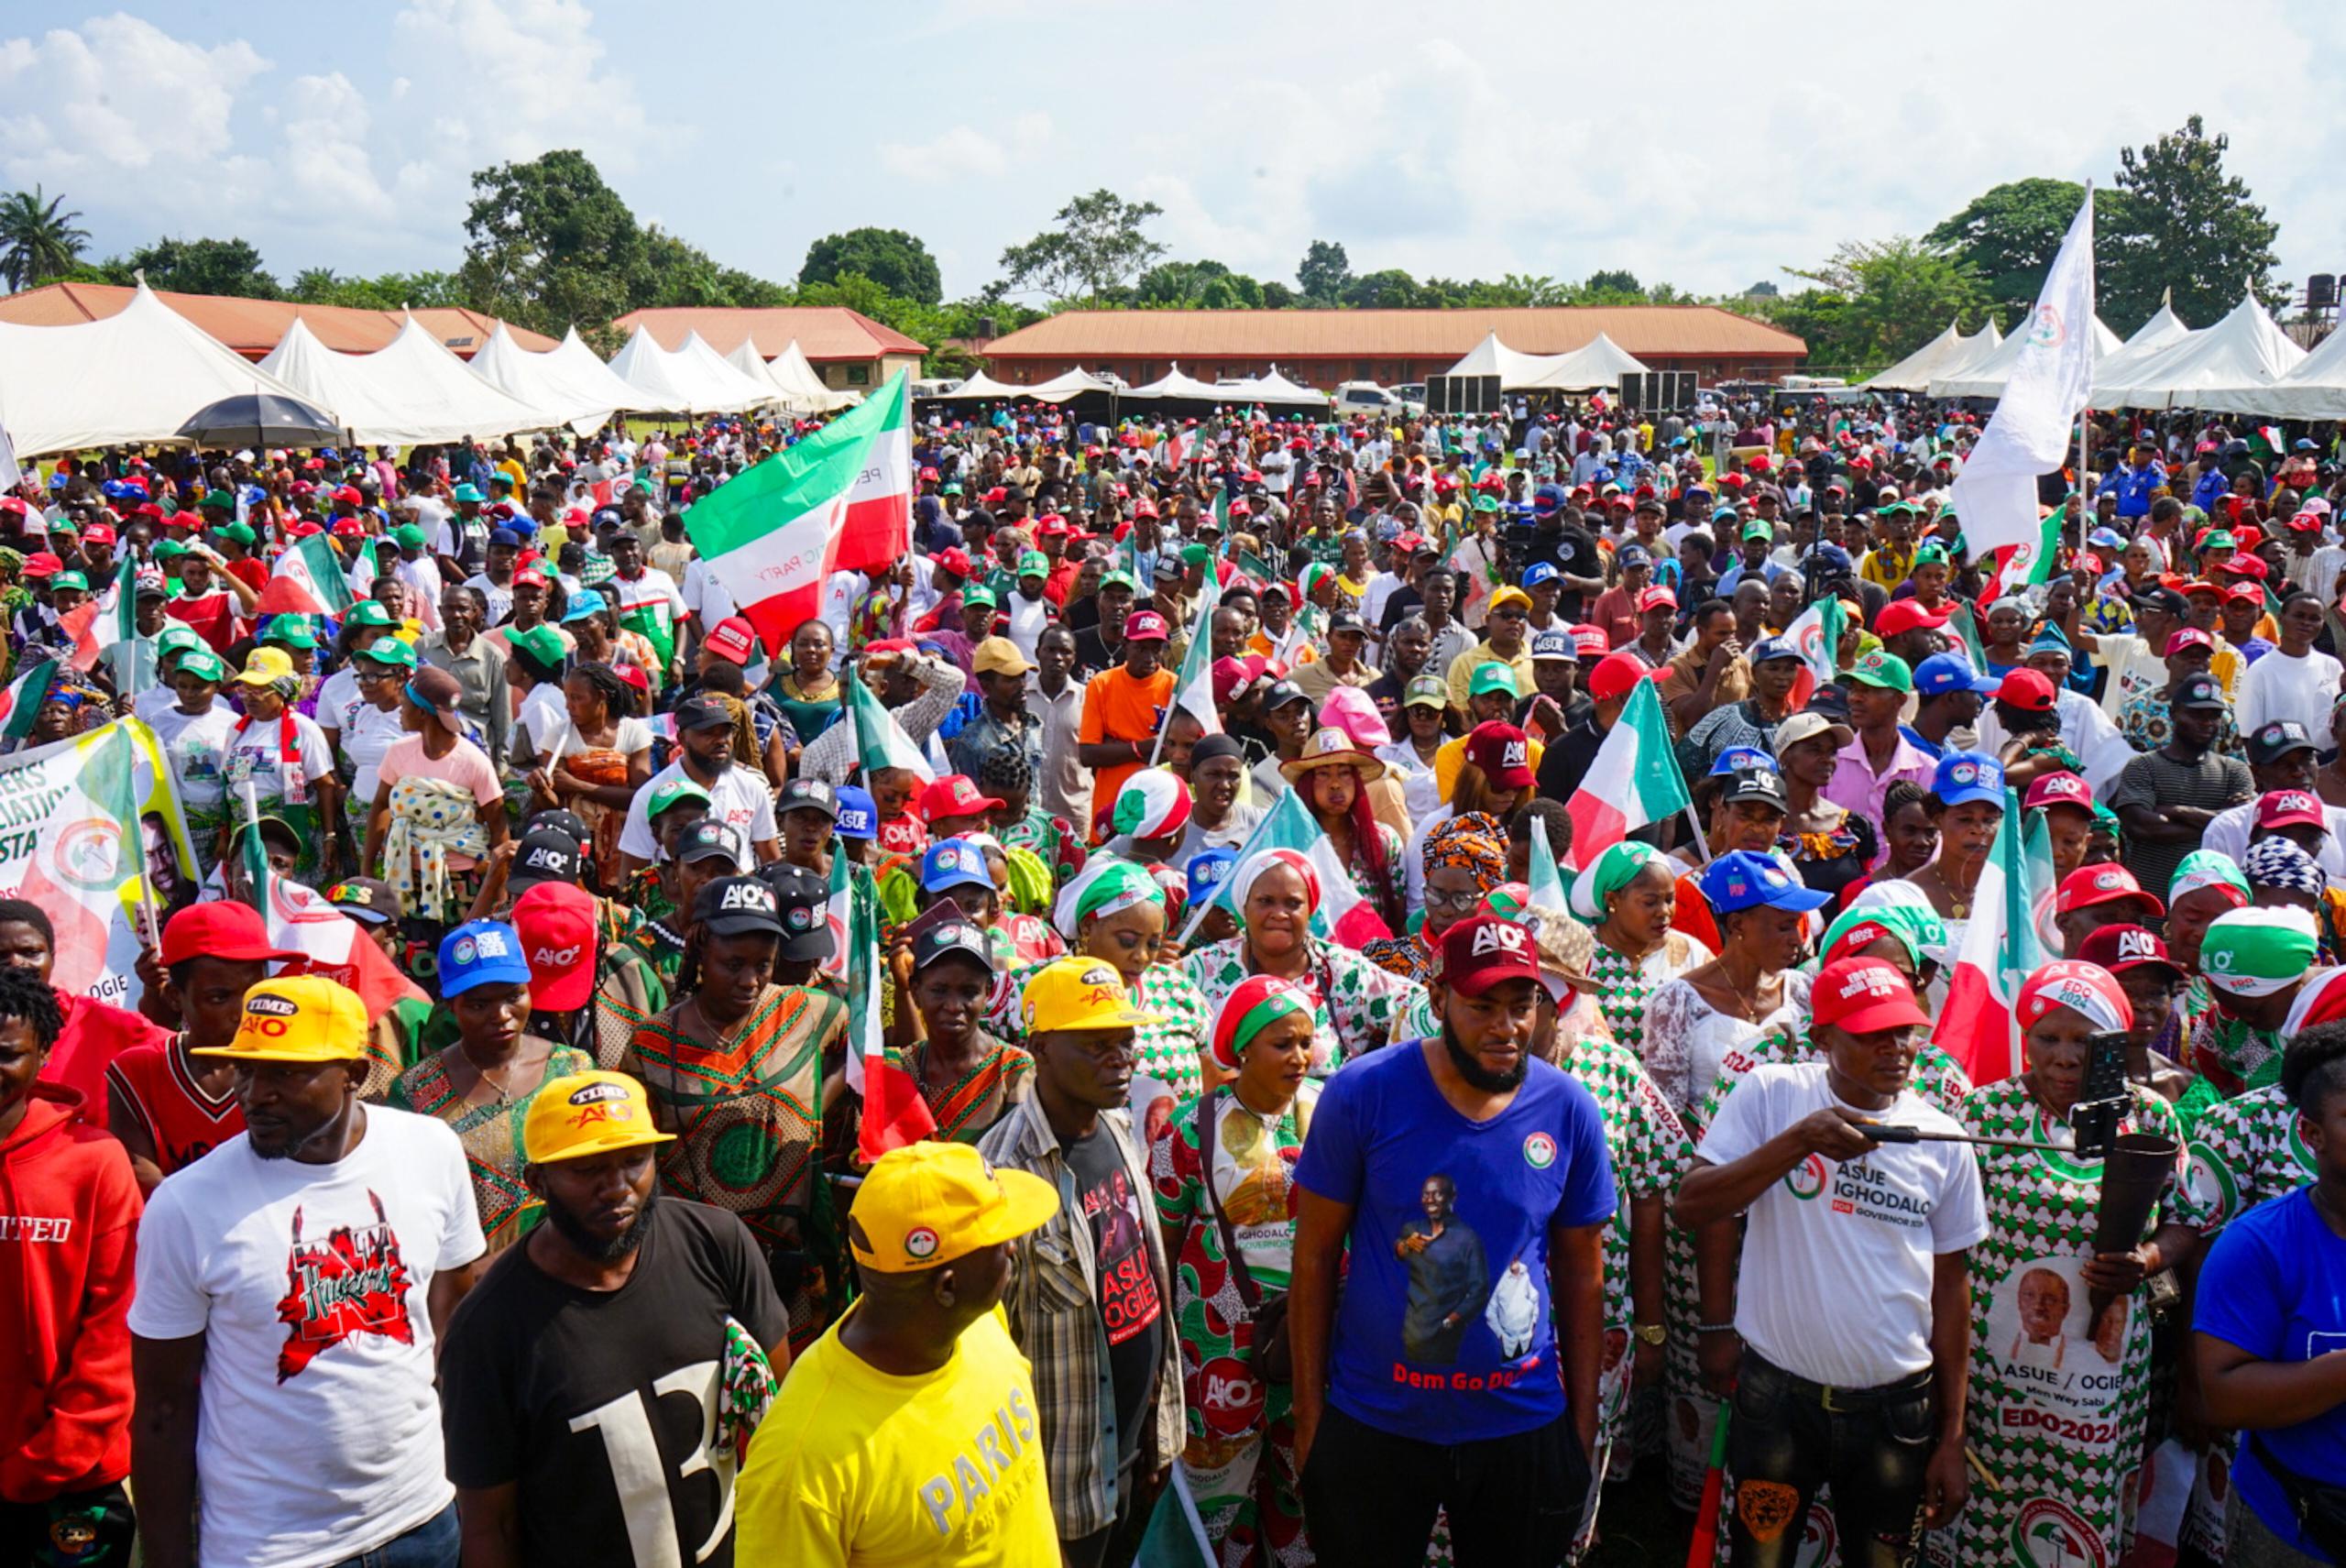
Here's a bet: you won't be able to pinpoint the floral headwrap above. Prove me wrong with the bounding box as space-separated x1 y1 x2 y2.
1423 811 1507 894
1566 840 1670 923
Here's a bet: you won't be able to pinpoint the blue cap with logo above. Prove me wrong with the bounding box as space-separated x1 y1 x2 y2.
1707 745 1780 777
438 919 532 996
1696 850 1831 916
835 785 878 840
1187 846 1238 908
1932 751 2006 809
922 837 995 895
1522 562 1561 590
1913 652 2001 699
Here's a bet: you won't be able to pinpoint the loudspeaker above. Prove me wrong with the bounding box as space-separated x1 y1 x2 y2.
2310 274 2337 311
1428 375 1501 414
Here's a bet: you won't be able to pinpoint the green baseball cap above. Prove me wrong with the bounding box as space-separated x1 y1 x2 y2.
1472 494 1501 513
363 636 418 670
199 489 235 510
1017 551 1049 577
45 513 77 535
261 615 318 649
941 481 963 496
509 623 568 668
49 570 88 592
344 601 396 630
1741 521 1773 542
1403 674 1451 709
1469 663 1518 699
1101 569 1137 593
648 777 713 819
452 483 486 503
152 538 187 559
176 649 227 682
961 586 998 610
1846 651 1913 694
214 521 257 545
157 625 203 656
393 522 428 549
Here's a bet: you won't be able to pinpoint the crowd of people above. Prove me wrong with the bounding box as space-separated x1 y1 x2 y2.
5 390 2346 1568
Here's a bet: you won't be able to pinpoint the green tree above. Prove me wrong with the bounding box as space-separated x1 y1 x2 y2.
2105 115 2283 331
1259 280 1299 310
1785 237 1987 370
0 186 88 291
288 268 472 310
1340 268 1420 309
1296 240 1351 303
1135 259 1262 309
120 236 277 298
458 149 645 334
997 189 1167 303
800 227 941 304
1927 177 2146 328
1584 269 1641 298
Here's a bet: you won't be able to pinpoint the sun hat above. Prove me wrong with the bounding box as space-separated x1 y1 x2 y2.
1279 726 1387 786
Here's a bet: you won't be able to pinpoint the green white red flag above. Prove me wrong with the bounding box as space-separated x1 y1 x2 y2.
828 846 935 1160
236 782 423 1018
258 533 356 618
1987 508 2064 604
1178 788 1391 949
845 657 934 784
685 370 912 654
1781 595 1846 709
1935 785 2052 1084
1561 680 1690 870
1154 566 1222 762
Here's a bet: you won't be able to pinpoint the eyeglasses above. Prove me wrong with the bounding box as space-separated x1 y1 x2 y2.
1424 887 1485 913
1492 608 1529 622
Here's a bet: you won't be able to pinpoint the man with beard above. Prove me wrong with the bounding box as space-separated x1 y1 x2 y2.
439 1069 789 1568
616 692 780 879
128 976 487 1568
1290 915 1614 1566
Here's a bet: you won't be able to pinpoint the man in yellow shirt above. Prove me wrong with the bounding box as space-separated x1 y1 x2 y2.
737 1141 1061 1565
1443 584 1536 709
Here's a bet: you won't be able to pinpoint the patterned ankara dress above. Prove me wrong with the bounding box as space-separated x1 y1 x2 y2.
1149 1082 1321 1568
1584 932 1713 1058
1951 1080 2196 1568
386 1043 593 1255
1181 937 1421 1079
903 1032 1032 1146
621 983 848 1354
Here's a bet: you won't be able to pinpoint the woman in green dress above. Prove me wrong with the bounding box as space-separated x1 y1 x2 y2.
1954 959 2204 1566
1569 841 1711 1059
770 619 844 763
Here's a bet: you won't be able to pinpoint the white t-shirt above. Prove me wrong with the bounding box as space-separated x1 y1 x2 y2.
1004 590 1051 661
223 711 334 806
460 572 515 628
314 668 364 736
1696 1061 1989 1388
2204 798 2346 883
2238 646 2345 740
616 759 775 869
126 1109 488 1568
559 714 652 759
147 703 241 811
514 682 571 761
134 683 181 725
340 703 409 806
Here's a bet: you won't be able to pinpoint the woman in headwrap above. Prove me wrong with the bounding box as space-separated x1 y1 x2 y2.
1281 726 1407 937
1954 960 2203 1568
1362 811 1507 984
527 660 652 886
2165 850 2253 1084
221 648 341 883
16 666 112 751
991 859 1212 1096
981 741 1086 896
2243 831 2346 961
1148 975 1318 1565
1573 841 1711 1058
1180 847 1421 1079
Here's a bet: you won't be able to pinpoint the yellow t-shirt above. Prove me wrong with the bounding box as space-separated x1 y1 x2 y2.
737 1306 1057 1566
1434 731 1546 804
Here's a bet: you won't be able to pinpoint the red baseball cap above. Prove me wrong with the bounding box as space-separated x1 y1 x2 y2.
933 546 972 579
1463 722 1535 789
612 663 651 698
1437 915 1544 996
2056 863 2164 917
1569 624 1609 659
82 523 116 545
1812 957 1932 1035
2023 772 2094 813
703 617 758 665
512 882 597 1012
2074 924 2184 980
1637 587 1678 614
1995 669 2057 713
331 517 367 539
1876 600 1952 639
159 902 296 968
512 568 547 589
2164 628 2216 656
1123 609 1170 642
1589 652 1661 703
2256 789 2327 831
918 773 1003 823
20 552 60 579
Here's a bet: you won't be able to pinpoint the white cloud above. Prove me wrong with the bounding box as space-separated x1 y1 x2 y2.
882 113 1051 182
0 15 267 182
277 72 395 220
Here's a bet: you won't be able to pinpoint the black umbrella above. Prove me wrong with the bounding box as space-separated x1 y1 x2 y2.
176 392 345 450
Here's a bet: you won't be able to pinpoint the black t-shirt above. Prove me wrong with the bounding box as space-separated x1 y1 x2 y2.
439 1199 790 1568
1063 1125 1164 1470
1378 584 1425 636
1534 525 1603 620
1072 624 1124 681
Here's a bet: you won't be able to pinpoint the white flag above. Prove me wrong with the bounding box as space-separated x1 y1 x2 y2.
1949 185 2096 556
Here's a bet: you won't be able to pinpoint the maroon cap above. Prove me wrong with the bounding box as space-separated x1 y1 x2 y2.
1438 915 1544 996
160 902 297 968
2164 628 2216 657
1124 609 1170 642
1996 668 2057 713
1464 722 1535 789
2074 924 2184 980
2256 789 2327 831
1812 958 1932 1034
2023 772 2094 813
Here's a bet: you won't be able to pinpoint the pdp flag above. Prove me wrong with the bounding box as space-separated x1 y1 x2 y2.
1561 680 1689 869
1781 595 1845 709
1178 789 1391 949
1935 785 2052 1084
1154 565 1223 762
258 532 356 618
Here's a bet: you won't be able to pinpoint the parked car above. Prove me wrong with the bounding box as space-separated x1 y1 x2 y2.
1333 380 1404 418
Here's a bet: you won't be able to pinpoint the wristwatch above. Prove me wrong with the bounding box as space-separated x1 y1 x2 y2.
1633 1322 1668 1347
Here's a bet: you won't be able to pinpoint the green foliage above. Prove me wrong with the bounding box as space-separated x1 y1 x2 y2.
1781 237 1988 369
800 227 941 304
115 236 278 299
286 268 471 311
2105 115 2284 330
1341 268 1421 309
1297 240 1351 303
458 149 642 333
1584 269 1640 298
0 186 88 291
1135 258 1263 310
999 190 1167 303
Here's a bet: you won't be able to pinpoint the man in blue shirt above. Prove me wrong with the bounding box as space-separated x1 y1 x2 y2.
2196 1021 2346 1567
2111 438 2167 520
1290 915 1615 1566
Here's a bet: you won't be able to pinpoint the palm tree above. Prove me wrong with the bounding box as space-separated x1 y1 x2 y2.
0 187 90 293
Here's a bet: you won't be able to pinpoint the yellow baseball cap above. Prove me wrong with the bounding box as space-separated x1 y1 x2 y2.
522 1071 676 1164
1485 586 1534 615
192 974 369 1062
1020 956 1163 1035
849 1142 1058 1273
232 646 296 687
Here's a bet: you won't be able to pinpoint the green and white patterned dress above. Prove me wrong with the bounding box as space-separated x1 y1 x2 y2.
989 957 1213 1100
2187 1084 2317 1234
1585 931 1711 1058
1952 1079 2194 1568
1181 937 1421 1078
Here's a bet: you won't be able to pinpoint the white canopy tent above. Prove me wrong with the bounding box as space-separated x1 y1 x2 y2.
1928 316 2125 400
542 327 657 420
1521 332 1650 390
607 326 767 414
929 370 1029 401
2091 293 2305 411
2087 298 2195 401
1226 368 1329 406
1021 367 1118 404
1861 321 1970 392
1906 319 2004 391
258 314 547 446
469 322 641 434
674 331 783 410
0 278 315 455
766 341 860 411
2201 324 2346 421
1125 365 1231 400
1439 333 1576 390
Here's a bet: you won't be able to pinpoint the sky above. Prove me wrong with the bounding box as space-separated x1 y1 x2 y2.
5 0 2343 316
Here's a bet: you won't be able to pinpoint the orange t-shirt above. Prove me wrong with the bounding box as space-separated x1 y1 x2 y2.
1080 664 1175 817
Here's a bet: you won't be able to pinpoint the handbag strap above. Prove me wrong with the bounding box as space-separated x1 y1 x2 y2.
1196 1089 1266 1311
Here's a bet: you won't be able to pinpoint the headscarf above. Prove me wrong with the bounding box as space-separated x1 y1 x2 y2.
2199 907 2321 997
2169 848 2252 908
1056 858 1165 940
2016 959 2132 1036
2244 835 2326 900
1232 847 1321 918
1111 768 1192 841
1211 975 1312 1070
1423 811 1507 894
1566 840 1669 923
1818 902 1949 973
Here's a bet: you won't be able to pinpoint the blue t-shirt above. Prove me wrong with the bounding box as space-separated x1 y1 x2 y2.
2195 1187 2346 1558
1293 1039 1616 1442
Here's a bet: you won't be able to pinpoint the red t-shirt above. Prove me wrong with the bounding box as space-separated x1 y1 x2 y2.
105 1038 242 1179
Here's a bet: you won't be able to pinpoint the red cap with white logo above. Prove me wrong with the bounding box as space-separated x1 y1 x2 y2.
2256 790 2327 831
1438 915 1544 995
512 882 597 1012
1812 957 1931 1035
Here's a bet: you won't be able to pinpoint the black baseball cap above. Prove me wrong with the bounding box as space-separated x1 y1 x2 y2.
694 876 786 938
1328 612 1366 637
676 819 746 866
757 862 834 962
1722 766 1791 811
525 809 592 854
675 691 735 732
913 918 995 975
2133 587 2187 620
2251 719 2317 764
2173 673 2229 711
324 876 397 927
1263 679 1312 712
778 778 839 820
508 829 583 893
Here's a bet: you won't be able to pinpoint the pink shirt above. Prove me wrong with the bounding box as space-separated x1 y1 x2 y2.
1823 731 1935 861
377 734 502 869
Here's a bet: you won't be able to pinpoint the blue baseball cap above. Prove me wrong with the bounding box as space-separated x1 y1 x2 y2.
438 919 532 996
1532 483 1567 516
1749 636 1801 665
1697 850 1830 916
1522 562 1561 590
1913 652 2000 699
1808 544 1855 576
834 784 878 840
1932 751 2006 808
1708 745 1779 777
1187 846 1238 907
562 588 606 623
921 837 995 895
